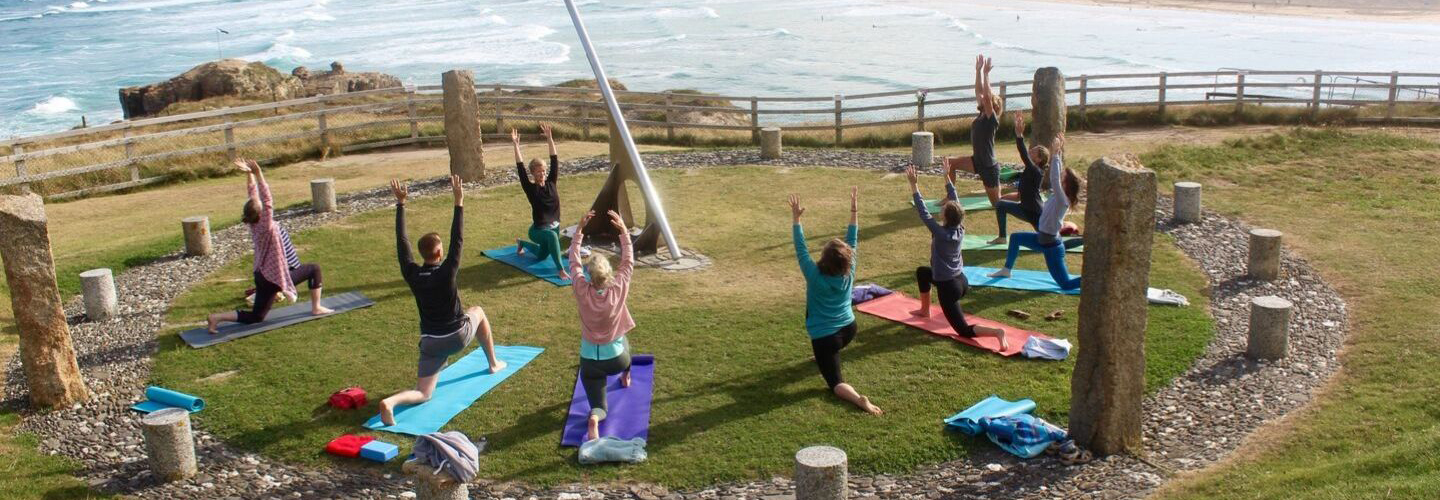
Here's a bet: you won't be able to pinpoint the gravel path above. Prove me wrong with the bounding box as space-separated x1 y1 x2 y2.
2 149 1347 499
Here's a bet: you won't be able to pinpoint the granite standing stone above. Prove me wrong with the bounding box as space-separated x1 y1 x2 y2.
1030 67 1068 150
0 193 89 408
442 69 486 182
1070 155 1155 456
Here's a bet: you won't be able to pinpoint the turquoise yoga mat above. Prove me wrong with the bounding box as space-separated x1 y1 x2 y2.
944 395 1036 436
963 267 1081 295
364 345 544 436
912 196 994 213
130 386 205 414
962 234 1083 253
481 245 573 286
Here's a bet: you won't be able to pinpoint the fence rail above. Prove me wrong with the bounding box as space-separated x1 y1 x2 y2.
4 69 1438 198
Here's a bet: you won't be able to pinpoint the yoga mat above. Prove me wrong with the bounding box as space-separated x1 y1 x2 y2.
997 165 1021 183
962 234 1083 253
130 386 205 414
855 292 1046 357
913 196 994 213
944 395 1036 436
963 267 1081 296
178 292 374 348
365 345 545 436
481 245 573 286
561 354 656 447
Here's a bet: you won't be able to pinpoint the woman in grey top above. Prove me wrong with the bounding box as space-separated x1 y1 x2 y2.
988 134 1084 290
942 54 1007 245
906 166 1008 349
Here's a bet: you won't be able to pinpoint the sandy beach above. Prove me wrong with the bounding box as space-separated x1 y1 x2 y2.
1034 0 1440 23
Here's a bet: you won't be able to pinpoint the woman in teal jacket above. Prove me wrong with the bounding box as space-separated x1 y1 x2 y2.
789 187 883 415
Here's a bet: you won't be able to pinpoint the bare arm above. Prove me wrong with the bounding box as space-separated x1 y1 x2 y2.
542 124 557 157
568 210 593 278
510 128 524 167
973 55 989 115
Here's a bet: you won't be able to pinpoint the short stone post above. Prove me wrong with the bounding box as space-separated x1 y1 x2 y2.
795 446 847 500
0 194 89 408
1070 154 1155 457
1247 228 1283 281
1247 296 1293 360
442 69 486 182
403 458 468 500
760 127 782 159
181 216 212 257
911 131 934 168
310 178 336 213
1172 181 1202 223
79 268 117 322
141 408 197 482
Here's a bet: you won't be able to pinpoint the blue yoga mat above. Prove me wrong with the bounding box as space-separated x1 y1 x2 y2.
364 345 544 436
943 395 1036 436
178 292 374 348
481 246 573 286
130 386 205 414
963 267 1081 295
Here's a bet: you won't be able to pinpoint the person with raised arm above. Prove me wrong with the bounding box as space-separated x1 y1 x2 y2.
988 133 1085 290
379 175 506 427
568 209 637 442
206 158 331 333
905 166 1010 350
941 54 1007 244
790 188 883 415
512 125 569 280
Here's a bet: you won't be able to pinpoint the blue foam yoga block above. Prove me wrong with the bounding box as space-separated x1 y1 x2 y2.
360 440 399 462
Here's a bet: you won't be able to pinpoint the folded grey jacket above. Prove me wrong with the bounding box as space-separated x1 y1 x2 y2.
412 431 480 483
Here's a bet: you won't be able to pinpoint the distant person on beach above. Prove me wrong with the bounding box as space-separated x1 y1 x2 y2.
206 158 332 333
941 55 1008 244
512 124 570 280
988 133 1085 290
380 175 506 426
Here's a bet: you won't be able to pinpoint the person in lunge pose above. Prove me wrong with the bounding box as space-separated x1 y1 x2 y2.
380 175 506 426
206 158 331 333
905 166 1009 350
790 188 883 415
992 112 1083 247
568 209 637 442
512 125 569 280
988 133 1084 290
941 54 1007 244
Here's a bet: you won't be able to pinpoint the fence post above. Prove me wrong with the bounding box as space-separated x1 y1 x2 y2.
407 89 419 141
998 82 1008 110
1157 72 1168 119
1078 76 1089 121
223 116 236 163
581 102 591 141
750 98 760 145
1311 70 1323 119
1234 72 1246 115
664 93 675 141
124 127 139 181
12 143 25 179
493 85 504 132
833 94 843 146
1386 71 1399 120
316 110 330 157
917 95 926 132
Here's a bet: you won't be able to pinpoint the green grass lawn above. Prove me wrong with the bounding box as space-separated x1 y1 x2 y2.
1143 129 1440 499
151 166 1212 487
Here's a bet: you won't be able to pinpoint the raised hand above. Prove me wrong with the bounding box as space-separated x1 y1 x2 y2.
983 56 993 74
232 158 252 173
450 175 463 203
1012 112 1025 137
787 194 805 223
510 128 520 145
905 165 919 189
541 124 553 141
850 186 859 213
607 210 626 232
578 209 596 228
390 179 407 204
975 54 983 72
1052 132 1066 155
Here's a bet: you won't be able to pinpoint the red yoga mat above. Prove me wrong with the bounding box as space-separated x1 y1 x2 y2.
856 292 1047 357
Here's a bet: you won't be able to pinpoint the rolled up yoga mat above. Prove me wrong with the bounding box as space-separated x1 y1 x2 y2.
130 386 205 414
944 395 1037 436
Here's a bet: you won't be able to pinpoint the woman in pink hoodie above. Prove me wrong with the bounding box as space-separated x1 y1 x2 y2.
568 209 636 442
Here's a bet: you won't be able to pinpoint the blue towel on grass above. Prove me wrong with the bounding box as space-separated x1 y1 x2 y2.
481 246 572 286
364 345 544 436
963 267 1081 295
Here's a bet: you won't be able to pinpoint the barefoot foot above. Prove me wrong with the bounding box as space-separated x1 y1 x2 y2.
909 308 932 318
987 236 1007 245
987 268 1012 279
620 370 632 388
859 396 884 416
312 305 335 315
586 415 601 442
515 239 526 256
206 315 220 334
379 400 396 427
487 360 508 374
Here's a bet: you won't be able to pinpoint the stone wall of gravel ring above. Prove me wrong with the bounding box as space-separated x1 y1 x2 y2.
1 149 1348 500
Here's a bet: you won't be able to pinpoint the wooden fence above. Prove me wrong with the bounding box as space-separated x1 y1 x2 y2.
3 69 1437 198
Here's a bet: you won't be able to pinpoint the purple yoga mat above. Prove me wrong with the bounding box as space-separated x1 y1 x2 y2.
561 354 655 447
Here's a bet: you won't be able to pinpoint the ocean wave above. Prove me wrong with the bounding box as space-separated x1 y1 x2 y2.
835 4 934 18
31 96 78 115
603 34 687 50
717 28 800 41
242 42 312 66
653 7 719 20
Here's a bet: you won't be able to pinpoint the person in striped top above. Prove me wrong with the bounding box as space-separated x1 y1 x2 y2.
206 158 332 334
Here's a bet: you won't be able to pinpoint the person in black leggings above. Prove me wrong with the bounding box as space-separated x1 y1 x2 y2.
905 166 1008 350
942 54 1007 245
994 112 1082 249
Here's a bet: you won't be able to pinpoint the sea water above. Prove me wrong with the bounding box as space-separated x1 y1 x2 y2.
2 0 1435 137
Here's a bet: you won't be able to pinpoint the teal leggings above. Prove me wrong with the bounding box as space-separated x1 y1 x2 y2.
520 225 565 270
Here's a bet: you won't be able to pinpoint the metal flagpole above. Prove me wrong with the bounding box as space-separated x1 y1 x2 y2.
562 0 684 259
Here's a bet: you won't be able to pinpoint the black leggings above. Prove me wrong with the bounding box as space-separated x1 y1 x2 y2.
916 266 977 338
810 321 857 390
237 264 323 324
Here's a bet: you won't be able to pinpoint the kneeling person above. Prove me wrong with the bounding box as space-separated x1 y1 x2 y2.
380 175 506 426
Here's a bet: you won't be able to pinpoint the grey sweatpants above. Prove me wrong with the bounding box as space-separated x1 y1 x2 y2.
579 339 631 420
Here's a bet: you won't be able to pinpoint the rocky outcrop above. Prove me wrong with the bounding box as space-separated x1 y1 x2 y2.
118 60 402 119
